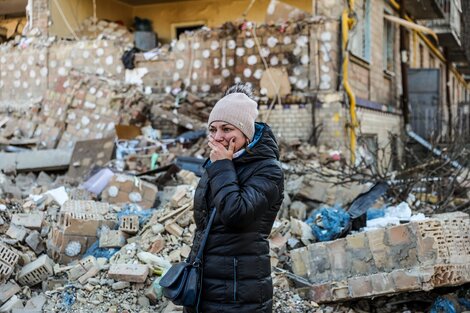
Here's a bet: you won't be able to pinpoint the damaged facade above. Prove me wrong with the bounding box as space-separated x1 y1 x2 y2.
0 0 469 312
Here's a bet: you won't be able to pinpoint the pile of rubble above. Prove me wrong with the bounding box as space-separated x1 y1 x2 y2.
0 7 469 313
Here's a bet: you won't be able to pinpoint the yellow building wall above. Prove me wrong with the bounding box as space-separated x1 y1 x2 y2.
49 0 311 42
49 0 132 37
133 0 312 43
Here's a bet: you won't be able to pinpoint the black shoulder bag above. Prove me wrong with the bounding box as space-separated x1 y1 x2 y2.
160 207 216 308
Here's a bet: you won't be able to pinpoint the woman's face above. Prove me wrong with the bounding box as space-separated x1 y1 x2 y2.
208 121 247 152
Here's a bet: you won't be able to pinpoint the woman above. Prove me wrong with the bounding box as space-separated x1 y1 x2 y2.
185 83 284 313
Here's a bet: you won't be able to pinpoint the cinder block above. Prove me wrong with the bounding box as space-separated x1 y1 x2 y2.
17 255 55 286
68 256 97 281
0 281 21 304
0 244 19 267
0 262 14 279
165 222 184 237
119 215 139 235
11 213 44 230
108 264 149 283
99 230 127 248
6 224 28 241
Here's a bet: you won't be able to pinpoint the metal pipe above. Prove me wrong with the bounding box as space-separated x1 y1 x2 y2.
406 127 463 169
341 1 358 164
399 0 410 127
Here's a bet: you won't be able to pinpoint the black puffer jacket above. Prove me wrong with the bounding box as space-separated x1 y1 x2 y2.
185 123 284 313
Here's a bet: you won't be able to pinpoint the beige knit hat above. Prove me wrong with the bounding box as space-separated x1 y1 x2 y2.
208 93 259 140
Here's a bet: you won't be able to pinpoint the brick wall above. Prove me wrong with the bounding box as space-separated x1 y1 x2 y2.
0 40 125 110
28 0 49 36
259 103 312 141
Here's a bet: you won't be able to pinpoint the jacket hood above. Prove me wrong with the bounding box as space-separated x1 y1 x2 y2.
233 122 280 164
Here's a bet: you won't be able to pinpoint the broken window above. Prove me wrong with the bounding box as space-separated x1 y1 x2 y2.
383 16 394 72
171 21 205 40
350 0 371 62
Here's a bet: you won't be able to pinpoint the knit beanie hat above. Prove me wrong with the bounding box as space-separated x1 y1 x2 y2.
208 93 259 140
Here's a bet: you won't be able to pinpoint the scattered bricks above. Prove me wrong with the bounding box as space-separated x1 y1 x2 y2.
23 295 46 312
369 273 395 295
148 235 165 254
170 185 188 207
326 239 349 280
0 261 13 279
25 231 42 251
11 212 44 230
391 269 421 292
180 244 191 259
144 285 159 304
99 230 128 248
68 257 95 281
78 262 100 284
61 200 110 215
119 215 139 235
0 281 21 304
348 276 373 298
108 264 149 283
102 174 158 209
6 224 28 242
17 255 55 286
42 278 67 291
0 295 22 313
165 222 184 237
112 281 130 290
0 243 19 268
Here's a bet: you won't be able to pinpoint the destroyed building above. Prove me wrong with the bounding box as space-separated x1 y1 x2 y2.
0 0 469 312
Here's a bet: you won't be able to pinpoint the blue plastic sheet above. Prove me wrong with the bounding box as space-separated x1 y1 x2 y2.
366 207 386 220
62 285 76 308
83 240 120 260
117 204 153 227
305 205 350 241
430 297 457 313
83 205 154 259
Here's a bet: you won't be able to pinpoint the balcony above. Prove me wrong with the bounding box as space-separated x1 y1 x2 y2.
403 0 446 19
426 0 462 50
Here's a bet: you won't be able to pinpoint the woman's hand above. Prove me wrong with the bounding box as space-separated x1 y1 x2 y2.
208 137 235 162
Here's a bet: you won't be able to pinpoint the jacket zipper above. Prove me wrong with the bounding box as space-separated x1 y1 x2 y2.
233 257 238 302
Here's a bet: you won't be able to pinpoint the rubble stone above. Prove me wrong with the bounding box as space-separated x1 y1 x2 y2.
17 255 54 286
108 264 149 283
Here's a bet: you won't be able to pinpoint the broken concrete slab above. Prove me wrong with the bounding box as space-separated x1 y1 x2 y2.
11 212 44 230
0 281 21 304
0 150 72 172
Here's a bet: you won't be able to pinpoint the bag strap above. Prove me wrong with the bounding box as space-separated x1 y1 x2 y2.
193 207 216 265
